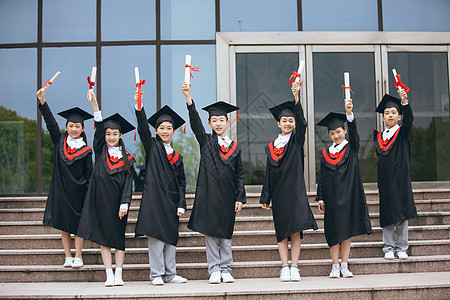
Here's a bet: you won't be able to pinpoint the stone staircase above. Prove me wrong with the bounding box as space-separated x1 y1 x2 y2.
0 189 449 299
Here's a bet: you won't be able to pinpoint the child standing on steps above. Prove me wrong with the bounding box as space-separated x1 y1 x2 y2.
133 91 188 286
77 91 135 287
36 88 93 269
260 82 318 282
182 82 246 284
316 99 372 278
374 91 417 260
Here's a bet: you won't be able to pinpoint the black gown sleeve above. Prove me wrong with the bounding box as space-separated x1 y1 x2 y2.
176 162 187 210
83 153 93 185
187 101 207 146
93 120 105 156
234 152 246 204
401 103 414 139
38 102 61 145
135 107 155 152
294 100 307 146
315 163 324 202
260 161 271 205
347 117 360 154
120 166 134 206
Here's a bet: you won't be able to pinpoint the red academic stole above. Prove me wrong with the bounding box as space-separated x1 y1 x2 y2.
63 135 91 160
376 126 401 151
322 146 347 166
268 142 285 162
106 151 134 171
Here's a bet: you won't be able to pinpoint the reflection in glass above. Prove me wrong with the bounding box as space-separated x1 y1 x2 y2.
383 0 450 31
221 0 297 32
161 0 215 40
303 0 378 31
313 52 377 183
102 0 156 41
0 0 37 43
161 45 216 191
236 53 298 185
388 52 450 181
43 0 96 42
0 49 37 193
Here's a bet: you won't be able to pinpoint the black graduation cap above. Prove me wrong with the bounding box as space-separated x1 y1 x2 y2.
148 105 185 130
57 107 93 124
316 112 347 131
376 94 403 115
202 101 239 118
269 101 295 121
103 113 135 134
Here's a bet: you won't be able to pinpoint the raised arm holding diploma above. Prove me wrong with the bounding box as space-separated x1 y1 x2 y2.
39 71 61 93
135 67 145 111
344 72 351 101
289 60 305 85
184 55 191 85
392 69 410 93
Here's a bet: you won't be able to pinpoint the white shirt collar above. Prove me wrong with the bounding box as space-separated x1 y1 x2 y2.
217 135 232 148
274 133 292 148
67 135 86 149
383 124 400 140
163 142 173 155
329 139 348 154
107 144 123 159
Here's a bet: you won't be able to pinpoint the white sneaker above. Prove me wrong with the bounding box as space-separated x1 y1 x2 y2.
290 266 301 281
221 271 235 283
152 277 164 285
63 257 73 268
329 265 340 278
209 271 221 284
340 265 353 278
168 275 188 283
280 266 290 282
396 251 408 259
384 252 395 260
104 269 115 287
71 257 83 268
114 268 124 286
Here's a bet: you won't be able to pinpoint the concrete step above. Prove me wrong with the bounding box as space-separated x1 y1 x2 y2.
1 212 449 235
0 255 448 282
0 239 448 266
1 272 449 300
2 199 450 222
1 225 449 250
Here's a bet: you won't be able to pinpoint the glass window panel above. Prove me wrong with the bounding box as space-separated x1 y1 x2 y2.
102 0 156 41
383 0 450 31
236 52 299 185
102 45 157 192
161 45 215 191
161 0 215 40
43 0 96 42
0 49 37 193
42 47 96 192
221 0 297 32
388 52 450 181
302 0 378 31
0 0 37 43
313 52 377 183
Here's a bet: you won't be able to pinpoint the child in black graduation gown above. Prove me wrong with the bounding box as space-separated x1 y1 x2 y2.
316 99 372 278
133 91 188 285
36 89 93 269
374 91 417 260
260 82 318 282
77 91 135 287
181 82 246 284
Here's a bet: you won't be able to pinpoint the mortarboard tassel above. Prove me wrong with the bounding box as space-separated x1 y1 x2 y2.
237 108 240 122
183 122 186 134
134 129 137 141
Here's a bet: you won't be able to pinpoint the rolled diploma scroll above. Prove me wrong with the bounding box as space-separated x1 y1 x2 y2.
89 67 97 92
344 72 351 100
42 71 61 91
392 69 403 92
135 67 140 90
184 55 192 85
295 60 305 83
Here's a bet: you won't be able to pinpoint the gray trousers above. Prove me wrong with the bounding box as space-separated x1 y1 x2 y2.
205 235 233 274
147 237 176 282
382 220 409 253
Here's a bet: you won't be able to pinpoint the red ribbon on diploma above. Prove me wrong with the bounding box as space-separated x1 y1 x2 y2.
87 76 95 90
136 79 146 110
41 79 52 90
341 85 355 98
288 72 302 85
185 64 201 79
393 74 410 92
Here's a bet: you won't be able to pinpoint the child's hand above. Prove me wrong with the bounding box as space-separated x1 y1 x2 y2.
345 99 353 115
397 89 408 103
36 89 45 105
291 82 301 103
318 202 325 213
261 204 271 210
87 90 97 103
181 82 192 105
235 202 243 212
118 208 128 219
134 91 143 105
